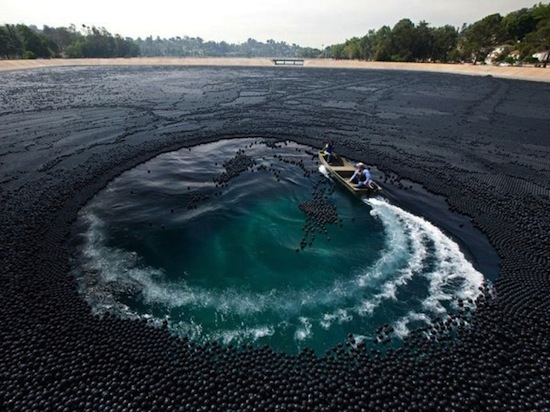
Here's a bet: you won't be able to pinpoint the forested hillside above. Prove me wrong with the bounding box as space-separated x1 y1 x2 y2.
1 3 548 64
0 25 140 59
0 24 319 59
135 37 320 58
326 3 549 64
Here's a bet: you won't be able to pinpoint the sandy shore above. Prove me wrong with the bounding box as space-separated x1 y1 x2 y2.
0 57 549 82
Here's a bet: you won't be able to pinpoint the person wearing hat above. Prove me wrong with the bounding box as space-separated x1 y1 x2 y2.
349 162 374 189
323 141 335 164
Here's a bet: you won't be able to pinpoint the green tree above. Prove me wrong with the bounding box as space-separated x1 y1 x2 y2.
515 3 550 63
389 18 417 61
329 43 346 59
65 40 84 58
432 25 459 62
503 8 537 42
414 21 435 61
0 27 7 58
526 20 550 66
42 25 80 56
0 25 23 58
459 14 506 63
358 30 377 60
372 26 392 61
343 37 361 59
15 24 52 58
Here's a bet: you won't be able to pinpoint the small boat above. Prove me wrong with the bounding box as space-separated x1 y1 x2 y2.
318 151 382 196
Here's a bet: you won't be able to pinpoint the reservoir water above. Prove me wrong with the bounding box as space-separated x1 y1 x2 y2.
70 138 488 354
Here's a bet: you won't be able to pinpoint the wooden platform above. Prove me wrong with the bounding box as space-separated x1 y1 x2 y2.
272 58 304 66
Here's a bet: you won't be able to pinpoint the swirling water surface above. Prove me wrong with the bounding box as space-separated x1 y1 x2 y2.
70 139 486 353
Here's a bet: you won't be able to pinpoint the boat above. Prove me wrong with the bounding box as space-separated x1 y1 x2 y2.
318 151 382 196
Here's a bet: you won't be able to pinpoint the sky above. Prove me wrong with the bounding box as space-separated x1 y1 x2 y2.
0 0 544 48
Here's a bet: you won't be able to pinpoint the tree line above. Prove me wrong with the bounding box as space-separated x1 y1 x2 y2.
135 36 320 58
0 24 320 60
326 3 549 64
0 24 140 59
1 3 548 63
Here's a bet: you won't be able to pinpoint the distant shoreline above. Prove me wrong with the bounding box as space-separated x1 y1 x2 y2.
0 57 548 83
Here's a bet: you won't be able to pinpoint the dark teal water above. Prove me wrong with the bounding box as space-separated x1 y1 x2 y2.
70 139 485 354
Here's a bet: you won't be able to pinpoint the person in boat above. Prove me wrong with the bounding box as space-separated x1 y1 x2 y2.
349 162 374 189
323 141 335 164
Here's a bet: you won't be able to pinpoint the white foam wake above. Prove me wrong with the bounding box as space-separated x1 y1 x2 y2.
362 197 484 335
74 194 485 345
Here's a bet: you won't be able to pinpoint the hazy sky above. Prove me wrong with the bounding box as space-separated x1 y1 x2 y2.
0 0 542 48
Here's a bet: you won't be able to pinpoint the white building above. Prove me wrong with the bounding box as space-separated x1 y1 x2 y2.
533 50 549 62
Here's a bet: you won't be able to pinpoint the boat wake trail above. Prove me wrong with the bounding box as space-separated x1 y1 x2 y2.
70 139 487 353
356 197 483 333
73 196 484 352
